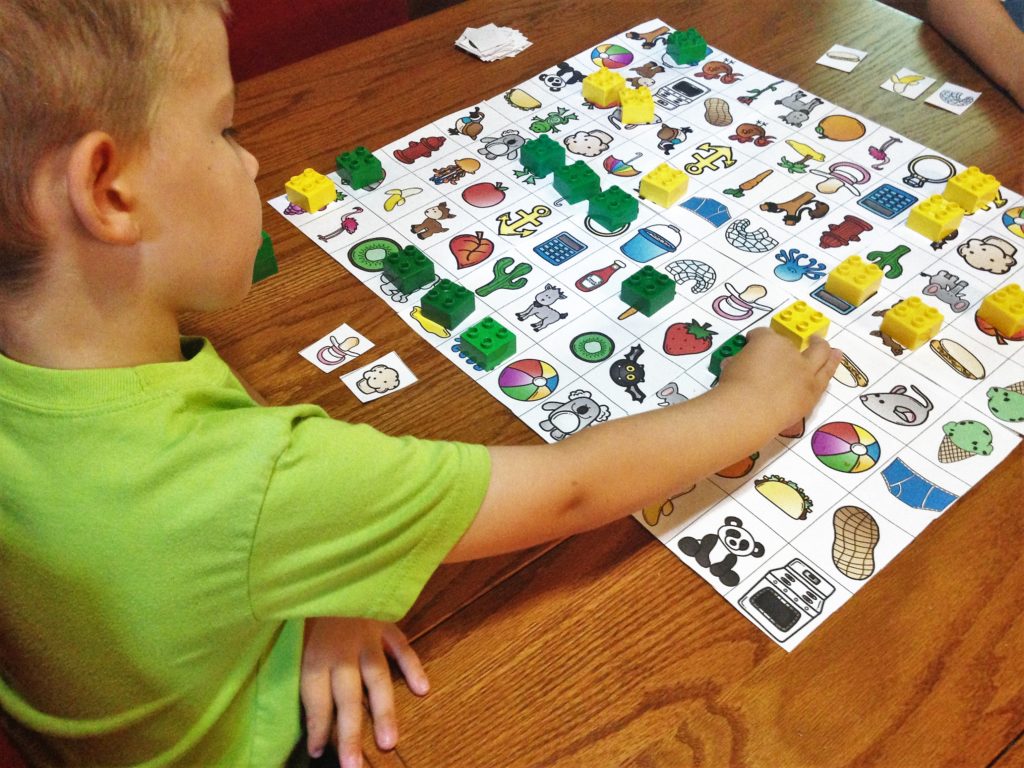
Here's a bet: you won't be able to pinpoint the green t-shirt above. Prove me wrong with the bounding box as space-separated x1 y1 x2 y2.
0 338 490 766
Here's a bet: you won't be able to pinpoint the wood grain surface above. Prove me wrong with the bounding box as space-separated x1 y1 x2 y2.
182 0 1024 765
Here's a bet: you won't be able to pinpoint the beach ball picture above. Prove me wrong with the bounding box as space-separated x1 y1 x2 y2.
811 421 881 473
499 359 559 401
1003 206 1024 239
591 43 633 69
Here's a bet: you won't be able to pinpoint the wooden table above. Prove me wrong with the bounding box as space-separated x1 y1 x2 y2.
186 1 1024 765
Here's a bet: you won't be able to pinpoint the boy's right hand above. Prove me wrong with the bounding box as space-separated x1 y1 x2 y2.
717 328 841 429
300 617 429 768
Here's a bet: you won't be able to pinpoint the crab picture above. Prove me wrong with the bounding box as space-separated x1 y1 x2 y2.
773 248 827 282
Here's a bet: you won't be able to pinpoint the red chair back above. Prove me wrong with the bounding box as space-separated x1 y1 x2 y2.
227 0 409 81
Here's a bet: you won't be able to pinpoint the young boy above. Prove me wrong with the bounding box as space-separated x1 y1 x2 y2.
0 1 840 766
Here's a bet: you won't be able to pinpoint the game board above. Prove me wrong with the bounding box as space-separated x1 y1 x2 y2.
271 19 1024 650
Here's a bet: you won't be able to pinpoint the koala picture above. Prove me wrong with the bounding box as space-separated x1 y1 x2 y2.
957 235 1018 275
538 390 611 441
678 516 765 587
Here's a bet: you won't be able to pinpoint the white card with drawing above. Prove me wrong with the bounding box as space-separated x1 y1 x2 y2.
341 351 417 402
880 68 936 99
300 323 374 372
926 82 982 114
817 45 867 72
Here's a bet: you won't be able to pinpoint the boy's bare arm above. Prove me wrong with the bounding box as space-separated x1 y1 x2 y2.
446 330 840 562
927 0 1024 108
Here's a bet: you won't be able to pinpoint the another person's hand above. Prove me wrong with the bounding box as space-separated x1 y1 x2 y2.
718 327 841 428
301 617 429 768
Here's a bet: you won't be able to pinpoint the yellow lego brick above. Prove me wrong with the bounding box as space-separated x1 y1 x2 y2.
285 168 336 213
977 283 1024 338
639 162 688 208
582 69 625 108
770 300 830 351
906 195 964 242
620 86 655 125
942 166 1000 214
825 255 884 308
880 296 943 350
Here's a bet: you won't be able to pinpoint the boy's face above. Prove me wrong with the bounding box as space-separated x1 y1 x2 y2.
136 6 261 314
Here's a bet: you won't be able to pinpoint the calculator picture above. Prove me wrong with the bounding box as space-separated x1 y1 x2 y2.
858 183 918 219
534 231 588 266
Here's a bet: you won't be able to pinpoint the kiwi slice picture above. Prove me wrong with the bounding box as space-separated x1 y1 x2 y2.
571 332 615 363
348 237 401 272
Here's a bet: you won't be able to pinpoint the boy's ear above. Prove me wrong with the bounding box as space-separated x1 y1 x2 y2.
65 131 142 246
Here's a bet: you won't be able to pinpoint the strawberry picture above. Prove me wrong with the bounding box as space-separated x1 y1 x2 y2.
663 319 717 356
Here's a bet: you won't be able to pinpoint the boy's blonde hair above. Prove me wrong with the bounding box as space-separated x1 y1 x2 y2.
0 0 229 292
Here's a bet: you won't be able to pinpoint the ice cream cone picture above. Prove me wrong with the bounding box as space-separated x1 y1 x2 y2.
986 382 1024 423
832 506 879 580
937 420 993 463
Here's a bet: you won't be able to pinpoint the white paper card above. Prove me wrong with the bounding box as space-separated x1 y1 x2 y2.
817 45 867 72
456 23 532 61
341 351 418 403
926 82 982 114
300 323 374 373
880 68 936 100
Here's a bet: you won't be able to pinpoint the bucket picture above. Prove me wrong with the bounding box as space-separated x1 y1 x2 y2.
620 223 681 263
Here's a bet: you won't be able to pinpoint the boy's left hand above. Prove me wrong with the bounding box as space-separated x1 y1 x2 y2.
301 617 429 768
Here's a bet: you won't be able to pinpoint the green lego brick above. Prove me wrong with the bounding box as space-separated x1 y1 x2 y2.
552 161 601 204
459 317 516 371
421 278 476 330
381 245 435 295
252 230 278 283
666 28 707 65
336 146 384 190
521 135 566 178
620 265 675 317
588 186 639 231
709 333 747 378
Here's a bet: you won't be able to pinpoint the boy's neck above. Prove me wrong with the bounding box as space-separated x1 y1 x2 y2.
0 271 184 370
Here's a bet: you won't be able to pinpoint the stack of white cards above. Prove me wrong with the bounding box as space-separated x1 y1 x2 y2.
456 23 531 61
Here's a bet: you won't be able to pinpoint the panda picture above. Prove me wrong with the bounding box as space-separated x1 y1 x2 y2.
678 516 765 587
537 61 585 92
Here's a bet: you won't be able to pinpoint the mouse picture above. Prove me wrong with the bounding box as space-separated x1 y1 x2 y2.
860 384 934 426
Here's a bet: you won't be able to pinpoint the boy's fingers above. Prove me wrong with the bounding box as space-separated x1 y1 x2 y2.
382 625 430 696
361 648 399 750
802 334 832 365
820 348 843 384
744 326 771 343
299 670 333 758
331 667 366 768
802 336 841 384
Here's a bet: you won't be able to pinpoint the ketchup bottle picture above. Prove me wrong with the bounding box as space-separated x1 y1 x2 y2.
575 260 625 292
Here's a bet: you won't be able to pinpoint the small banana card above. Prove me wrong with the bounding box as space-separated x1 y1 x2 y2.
880 67 936 100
